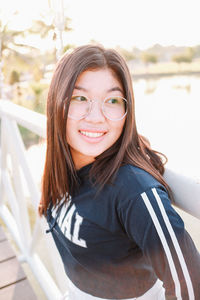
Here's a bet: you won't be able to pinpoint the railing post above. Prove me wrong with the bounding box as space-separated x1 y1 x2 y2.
4 118 32 248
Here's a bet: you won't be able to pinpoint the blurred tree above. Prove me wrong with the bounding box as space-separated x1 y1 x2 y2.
172 55 192 63
141 52 158 64
29 16 72 61
3 49 40 85
63 44 76 53
0 13 26 97
28 20 55 39
193 45 200 58
9 70 20 85
116 46 136 61
32 65 44 82
186 47 195 59
172 47 195 64
1 9 72 83
0 7 73 104
30 82 48 113
0 11 42 91
0 19 25 54
140 52 158 74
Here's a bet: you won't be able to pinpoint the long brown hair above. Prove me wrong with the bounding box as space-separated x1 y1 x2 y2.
39 44 170 216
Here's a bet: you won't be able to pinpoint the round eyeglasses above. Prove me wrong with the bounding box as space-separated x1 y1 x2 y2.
68 95 127 121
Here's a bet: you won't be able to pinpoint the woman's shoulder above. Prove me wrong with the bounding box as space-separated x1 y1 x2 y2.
114 164 165 198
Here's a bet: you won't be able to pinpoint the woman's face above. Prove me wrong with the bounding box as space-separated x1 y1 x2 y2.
66 68 126 169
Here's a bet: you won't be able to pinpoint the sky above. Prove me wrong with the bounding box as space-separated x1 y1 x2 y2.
1 0 200 50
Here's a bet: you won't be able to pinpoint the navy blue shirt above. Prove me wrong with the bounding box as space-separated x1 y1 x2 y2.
46 164 200 299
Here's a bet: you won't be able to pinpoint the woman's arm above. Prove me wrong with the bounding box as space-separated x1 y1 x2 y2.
119 185 200 299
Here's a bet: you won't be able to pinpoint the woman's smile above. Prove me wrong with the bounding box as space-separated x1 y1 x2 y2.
79 129 107 138
78 130 107 144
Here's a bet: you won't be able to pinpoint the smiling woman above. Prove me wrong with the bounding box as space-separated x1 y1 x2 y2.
39 44 200 300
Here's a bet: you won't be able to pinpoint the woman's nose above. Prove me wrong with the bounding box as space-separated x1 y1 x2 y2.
84 100 105 123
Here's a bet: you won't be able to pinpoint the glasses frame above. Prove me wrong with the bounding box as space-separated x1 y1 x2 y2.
68 95 128 121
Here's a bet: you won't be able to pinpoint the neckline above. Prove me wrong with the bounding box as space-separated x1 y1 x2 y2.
76 162 93 177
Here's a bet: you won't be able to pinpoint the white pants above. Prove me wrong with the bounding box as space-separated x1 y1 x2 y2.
64 278 166 300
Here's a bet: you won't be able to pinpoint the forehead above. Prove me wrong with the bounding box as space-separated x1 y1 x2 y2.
74 68 123 93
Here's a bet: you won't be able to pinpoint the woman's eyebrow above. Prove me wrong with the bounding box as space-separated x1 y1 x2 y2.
74 85 123 93
74 85 88 92
107 87 123 93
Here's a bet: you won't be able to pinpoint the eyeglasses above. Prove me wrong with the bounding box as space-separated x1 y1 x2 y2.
68 95 127 121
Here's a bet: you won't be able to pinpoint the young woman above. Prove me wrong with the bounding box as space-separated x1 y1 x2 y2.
39 45 200 299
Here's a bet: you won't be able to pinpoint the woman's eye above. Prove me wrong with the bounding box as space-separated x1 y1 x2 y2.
71 96 87 102
107 97 119 104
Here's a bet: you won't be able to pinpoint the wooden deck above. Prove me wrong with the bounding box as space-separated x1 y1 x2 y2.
0 226 38 300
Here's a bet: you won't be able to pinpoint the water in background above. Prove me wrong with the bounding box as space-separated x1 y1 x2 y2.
133 75 200 179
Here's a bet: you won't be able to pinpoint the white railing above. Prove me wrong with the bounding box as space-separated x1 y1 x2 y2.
0 100 68 300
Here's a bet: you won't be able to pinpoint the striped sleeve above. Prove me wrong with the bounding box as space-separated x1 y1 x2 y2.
119 186 200 299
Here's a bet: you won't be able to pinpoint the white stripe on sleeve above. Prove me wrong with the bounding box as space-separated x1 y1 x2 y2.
141 191 182 300
151 188 194 300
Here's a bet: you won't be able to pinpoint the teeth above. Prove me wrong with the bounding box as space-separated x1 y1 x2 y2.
80 131 104 138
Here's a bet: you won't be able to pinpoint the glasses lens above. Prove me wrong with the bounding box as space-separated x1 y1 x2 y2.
103 96 127 120
68 96 90 119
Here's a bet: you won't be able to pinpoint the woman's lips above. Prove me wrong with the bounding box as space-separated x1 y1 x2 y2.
80 130 104 138
79 130 107 142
